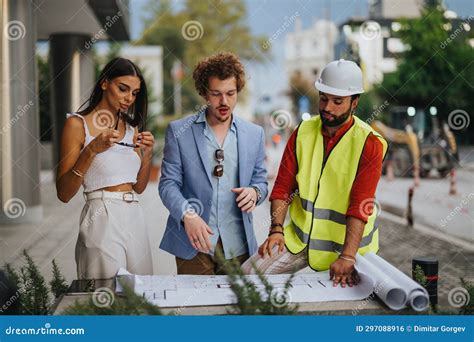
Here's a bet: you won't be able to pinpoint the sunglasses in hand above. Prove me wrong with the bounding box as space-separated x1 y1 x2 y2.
116 141 139 148
113 110 139 148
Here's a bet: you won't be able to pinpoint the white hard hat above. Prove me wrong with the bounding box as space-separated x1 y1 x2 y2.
315 59 364 96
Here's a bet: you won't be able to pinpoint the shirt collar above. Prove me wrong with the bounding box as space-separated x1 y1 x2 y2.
197 109 237 133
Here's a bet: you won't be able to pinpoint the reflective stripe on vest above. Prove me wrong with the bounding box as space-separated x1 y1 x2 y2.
284 115 388 271
300 198 347 225
288 218 380 252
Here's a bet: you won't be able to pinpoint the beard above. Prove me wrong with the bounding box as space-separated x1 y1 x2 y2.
320 107 352 127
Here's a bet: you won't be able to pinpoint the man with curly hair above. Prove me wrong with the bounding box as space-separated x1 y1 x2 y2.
159 52 268 275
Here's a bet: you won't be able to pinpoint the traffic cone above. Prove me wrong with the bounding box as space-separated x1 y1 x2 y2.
386 160 394 181
407 186 414 227
449 168 457 196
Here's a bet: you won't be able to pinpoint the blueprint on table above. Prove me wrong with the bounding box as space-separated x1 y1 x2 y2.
116 253 428 311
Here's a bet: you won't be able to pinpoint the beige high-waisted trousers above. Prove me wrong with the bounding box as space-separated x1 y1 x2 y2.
75 191 153 279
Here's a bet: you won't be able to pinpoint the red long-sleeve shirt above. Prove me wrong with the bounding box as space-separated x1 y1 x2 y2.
270 116 384 223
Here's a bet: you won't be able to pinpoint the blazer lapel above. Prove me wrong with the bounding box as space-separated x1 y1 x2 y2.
191 123 213 187
235 118 248 187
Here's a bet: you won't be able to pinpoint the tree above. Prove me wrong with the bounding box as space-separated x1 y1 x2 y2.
378 1 474 143
287 72 319 119
136 0 269 115
50 259 69 299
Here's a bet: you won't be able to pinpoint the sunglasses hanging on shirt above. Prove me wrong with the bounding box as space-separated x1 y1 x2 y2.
114 109 139 148
213 148 224 177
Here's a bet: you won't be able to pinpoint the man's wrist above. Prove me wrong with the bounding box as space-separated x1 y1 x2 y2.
268 230 284 237
251 186 261 202
341 250 357 258
338 253 356 263
181 209 196 223
269 223 284 233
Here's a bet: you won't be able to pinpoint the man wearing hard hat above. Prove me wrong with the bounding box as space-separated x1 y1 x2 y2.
242 59 388 287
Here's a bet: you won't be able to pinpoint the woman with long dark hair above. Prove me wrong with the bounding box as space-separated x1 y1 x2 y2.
56 57 154 279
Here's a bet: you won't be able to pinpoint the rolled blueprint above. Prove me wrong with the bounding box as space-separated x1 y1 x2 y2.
356 253 407 310
362 252 429 311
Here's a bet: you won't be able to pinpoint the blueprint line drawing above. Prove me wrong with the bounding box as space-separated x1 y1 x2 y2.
116 253 429 311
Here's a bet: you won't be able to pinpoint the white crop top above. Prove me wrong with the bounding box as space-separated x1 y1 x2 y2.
66 113 141 192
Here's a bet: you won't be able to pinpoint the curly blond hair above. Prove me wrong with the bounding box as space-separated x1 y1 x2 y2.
193 52 246 97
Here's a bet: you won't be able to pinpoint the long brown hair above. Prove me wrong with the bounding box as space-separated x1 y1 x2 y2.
77 57 148 130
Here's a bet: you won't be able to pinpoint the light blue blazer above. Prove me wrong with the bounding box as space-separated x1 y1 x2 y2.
158 113 268 260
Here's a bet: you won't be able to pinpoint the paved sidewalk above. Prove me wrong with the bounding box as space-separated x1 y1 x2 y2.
377 212 473 307
376 169 474 243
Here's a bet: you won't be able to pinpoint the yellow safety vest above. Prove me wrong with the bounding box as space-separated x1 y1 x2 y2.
284 115 388 271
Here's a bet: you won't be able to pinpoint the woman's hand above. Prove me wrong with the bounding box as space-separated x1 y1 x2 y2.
135 131 155 156
89 129 119 154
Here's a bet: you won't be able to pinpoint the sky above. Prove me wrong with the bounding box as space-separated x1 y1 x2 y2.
128 0 474 113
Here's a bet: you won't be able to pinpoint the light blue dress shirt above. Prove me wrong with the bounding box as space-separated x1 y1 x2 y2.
196 111 248 259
